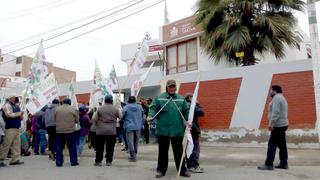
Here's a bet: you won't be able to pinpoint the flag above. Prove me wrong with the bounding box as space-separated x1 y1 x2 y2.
131 62 154 97
0 91 5 109
186 78 200 158
92 60 112 106
130 39 149 72
107 65 118 90
68 77 78 109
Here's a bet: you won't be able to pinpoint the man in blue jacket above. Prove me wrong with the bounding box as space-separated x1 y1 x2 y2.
122 96 144 162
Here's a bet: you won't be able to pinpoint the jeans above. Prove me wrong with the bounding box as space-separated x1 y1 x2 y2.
187 136 200 168
77 135 86 156
265 126 288 166
56 132 78 166
126 130 140 159
46 126 56 155
34 129 47 154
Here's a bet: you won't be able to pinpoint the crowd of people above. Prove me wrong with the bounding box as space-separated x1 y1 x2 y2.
0 79 210 178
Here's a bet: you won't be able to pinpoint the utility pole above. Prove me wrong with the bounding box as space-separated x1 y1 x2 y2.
307 0 320 142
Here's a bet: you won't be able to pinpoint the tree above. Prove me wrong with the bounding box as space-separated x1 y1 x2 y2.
195 0 305 66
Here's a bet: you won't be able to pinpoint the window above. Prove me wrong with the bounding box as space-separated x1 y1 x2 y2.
142 60 161 68
16 57 22 64
0 57 3 62
15 72 21 77
166 38 198 74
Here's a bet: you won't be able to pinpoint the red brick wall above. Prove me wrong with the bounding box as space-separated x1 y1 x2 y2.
179 78 242 129
260 71 316 129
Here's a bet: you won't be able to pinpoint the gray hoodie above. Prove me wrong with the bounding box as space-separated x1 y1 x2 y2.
268 93 289 127
44 104 58 128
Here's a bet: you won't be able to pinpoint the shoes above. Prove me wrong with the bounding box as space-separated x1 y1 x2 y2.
106 162 112 166
275 164 288 169
94 162 102 167
9 160 24 165
121 148 127 151
34 152 40 155
180 171 191 177
155 171 164 178
128 158 136 162
188 166 204 173
257 164 274 170
71 162 79 166
0 162 7 167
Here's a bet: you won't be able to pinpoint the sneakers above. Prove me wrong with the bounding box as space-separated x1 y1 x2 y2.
94 162 102 167
9 160 24 165
180 171 191 177
257 164 274 170
275 164 288 169
188 166 204 173
155 171 164 178
106 162 112 166
121 147 127 151
128 158 136 162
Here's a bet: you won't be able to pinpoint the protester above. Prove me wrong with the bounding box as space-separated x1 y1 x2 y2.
92 95 121 166
140 98 149 144
0 108 5 167
54 98 79 167
88 107 97 150
44 99 59 160
184 93 205 173
0 93 24 166
258 85 289 170
77 104 91 157
147 79 191 178
33 106 48 155
122 96 144 162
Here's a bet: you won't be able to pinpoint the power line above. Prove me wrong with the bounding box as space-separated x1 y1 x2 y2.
1 0 140 49
0 0 164 66
2 0 144 55
0 0 78 22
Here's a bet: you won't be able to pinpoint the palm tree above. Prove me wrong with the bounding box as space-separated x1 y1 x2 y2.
195 0 305 66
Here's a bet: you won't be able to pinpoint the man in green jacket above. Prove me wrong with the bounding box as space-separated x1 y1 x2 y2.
147 79 191 178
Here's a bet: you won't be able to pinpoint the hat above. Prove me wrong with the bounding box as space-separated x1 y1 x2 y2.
6 92 17 99
79 104 86 112
166 79 176 87
105 94 113 103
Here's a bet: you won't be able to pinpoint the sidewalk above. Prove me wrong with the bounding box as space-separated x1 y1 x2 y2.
81 142 320 166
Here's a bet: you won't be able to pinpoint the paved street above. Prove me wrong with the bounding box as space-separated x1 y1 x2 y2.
0 143 320 180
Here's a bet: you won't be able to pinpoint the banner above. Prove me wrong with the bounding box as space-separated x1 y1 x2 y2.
131 62 154 97
26 73 58 114
130 39 149 72
0 91 5 109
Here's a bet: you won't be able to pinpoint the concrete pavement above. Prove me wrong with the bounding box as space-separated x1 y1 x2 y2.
0 143 319 180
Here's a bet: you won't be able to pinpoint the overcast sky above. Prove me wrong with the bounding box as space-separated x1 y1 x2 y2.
0 0 317 81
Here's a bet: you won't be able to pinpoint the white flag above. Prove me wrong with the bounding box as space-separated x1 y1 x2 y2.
186 78 200 158
92 60 112 106
130 39 149 72
107 65 118 90
131 62 154 97
68 77 78 109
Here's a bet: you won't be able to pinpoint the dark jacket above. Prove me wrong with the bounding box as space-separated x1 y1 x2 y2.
44 104 57 128
189 102 205 137
79 113 91 136
34 108 46 130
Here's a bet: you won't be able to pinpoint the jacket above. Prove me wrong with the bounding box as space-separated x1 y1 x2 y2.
93 103 121 135
268 93 289 127
34 110 46 130
55 104 79 133
188 102 205 137
44 104 57 128
79 113 91 136
122 103 144 132
148 92 189 137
